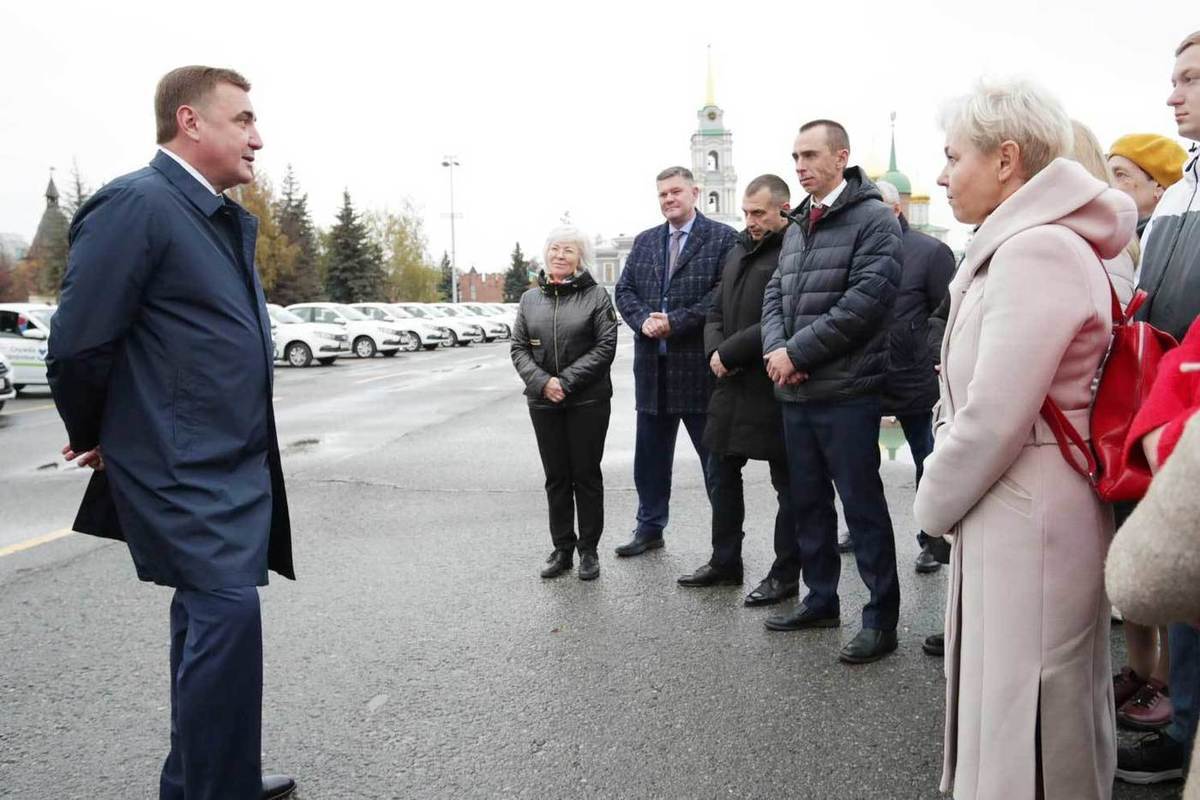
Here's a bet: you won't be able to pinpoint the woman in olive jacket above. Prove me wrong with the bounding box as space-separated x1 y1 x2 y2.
511 226 619 580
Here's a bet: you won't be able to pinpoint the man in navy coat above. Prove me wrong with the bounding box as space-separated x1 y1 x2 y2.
48 66 296 800
614 166 737 557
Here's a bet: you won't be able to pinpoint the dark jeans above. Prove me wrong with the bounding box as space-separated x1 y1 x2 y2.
781 396 901 630
160 586 263 800
710 454 800 583
1167 623 1200 763
529 401 611 553
896 411 934 485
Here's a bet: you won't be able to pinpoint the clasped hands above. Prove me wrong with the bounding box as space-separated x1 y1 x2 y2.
542 377 566 403
764 348 808 387
641 312 671 339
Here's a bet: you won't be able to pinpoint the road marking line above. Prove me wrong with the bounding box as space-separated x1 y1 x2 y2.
0 527 73 558
5 403 56 415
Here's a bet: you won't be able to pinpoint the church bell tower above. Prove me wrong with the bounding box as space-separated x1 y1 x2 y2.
690 48 739 228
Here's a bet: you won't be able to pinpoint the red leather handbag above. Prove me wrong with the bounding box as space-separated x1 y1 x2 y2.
1040 257 1177 502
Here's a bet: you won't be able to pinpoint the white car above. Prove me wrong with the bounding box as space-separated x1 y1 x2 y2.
266 304 351 367
0 303 54 392
285 303 412 359
349 303 452 351
433 303 509 343
394 303 483 347
462 303 515 338
0 351 16 411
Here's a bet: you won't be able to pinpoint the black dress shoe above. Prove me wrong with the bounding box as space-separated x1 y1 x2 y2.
577 549 600 581
677 563 743 587
914 545 942 574
922 633 945 657
764 604 841 631
540 549 573 578
839 628 898 664
744 577 799 606
614 533 664 557
262 774 296 800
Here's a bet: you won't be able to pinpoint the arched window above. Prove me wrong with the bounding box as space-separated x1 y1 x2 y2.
708 192 720 214
707 151 719 171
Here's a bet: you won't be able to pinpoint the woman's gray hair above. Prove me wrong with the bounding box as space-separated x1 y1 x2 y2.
939 78 1073 179
542 225 595 271
876 180 901 206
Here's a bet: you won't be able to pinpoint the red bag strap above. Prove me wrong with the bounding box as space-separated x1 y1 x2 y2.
1039 397 1099 484
1036 242 1122 488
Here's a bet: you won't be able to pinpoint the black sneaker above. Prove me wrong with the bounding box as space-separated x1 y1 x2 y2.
1115 731 1185 784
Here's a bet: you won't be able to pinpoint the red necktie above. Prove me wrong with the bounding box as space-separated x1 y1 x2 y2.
809 205 826 226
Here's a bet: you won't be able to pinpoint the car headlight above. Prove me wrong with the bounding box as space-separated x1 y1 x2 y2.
315 331 340 341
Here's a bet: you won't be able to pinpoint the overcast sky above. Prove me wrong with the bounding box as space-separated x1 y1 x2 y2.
2 1 1194 270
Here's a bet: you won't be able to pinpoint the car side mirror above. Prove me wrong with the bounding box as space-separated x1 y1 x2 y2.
21 328 47 340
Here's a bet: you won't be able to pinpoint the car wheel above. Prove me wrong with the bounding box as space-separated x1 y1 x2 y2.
286 341 313 368
444 330 459 347
354 336 377 358
402 335 421 352
317 357 337 366
382 349 398 358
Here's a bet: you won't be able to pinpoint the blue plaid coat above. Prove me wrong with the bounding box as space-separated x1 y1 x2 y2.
615 212 738 414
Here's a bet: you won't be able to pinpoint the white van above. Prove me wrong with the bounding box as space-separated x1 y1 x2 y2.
0 351 16 411
0 303 54 392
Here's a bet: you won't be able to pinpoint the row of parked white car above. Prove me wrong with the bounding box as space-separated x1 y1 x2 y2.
269 301 517 367
0 300 519 410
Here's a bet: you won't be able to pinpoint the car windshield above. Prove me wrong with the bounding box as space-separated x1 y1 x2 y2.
388 306 414 319
27 308 55 329
268 306 304 324
360 306 393 320
436 306 462 317
419 306 447 318
335 305 368 321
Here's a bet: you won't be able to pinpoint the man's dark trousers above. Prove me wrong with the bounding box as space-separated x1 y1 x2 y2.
1167 623 1200 767
159 586 263 800
710 454 799 581
781 395 900 629
895 412 934 484
634 365 716 537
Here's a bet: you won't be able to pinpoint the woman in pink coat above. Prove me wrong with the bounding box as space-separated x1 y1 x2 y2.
914 79 1138 800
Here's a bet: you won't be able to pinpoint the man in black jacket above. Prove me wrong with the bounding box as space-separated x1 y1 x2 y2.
677 175 799 606
876 180 955 574
760 120 903 664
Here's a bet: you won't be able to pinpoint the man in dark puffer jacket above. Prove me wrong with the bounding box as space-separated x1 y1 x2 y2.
760 119 903 664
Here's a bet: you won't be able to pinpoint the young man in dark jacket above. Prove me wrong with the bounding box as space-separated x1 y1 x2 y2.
876 180 956 574
677 175 799 606
613 167 738 558
760 120 903 664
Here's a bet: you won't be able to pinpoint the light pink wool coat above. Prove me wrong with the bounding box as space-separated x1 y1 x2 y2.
914 158 1137 800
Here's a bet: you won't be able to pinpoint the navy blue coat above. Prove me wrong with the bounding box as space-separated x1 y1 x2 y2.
47 151 294 590
614 212 737 414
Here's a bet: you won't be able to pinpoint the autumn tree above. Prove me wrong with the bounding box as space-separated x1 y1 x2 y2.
367 203 440 302
436 251 453 301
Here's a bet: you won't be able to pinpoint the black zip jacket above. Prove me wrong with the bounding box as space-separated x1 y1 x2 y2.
511 270 618 409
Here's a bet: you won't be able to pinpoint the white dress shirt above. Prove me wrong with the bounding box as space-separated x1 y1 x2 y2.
158 146 220 196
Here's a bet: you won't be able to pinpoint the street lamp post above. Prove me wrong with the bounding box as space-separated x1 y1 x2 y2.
441 156 460 303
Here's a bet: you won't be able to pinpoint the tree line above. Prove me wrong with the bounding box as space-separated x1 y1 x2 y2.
2 163 542 305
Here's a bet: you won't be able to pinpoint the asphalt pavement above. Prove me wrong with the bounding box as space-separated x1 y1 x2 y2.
0 334 1179 799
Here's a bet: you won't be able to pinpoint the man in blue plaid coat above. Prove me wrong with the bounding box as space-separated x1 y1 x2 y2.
613 166 738 556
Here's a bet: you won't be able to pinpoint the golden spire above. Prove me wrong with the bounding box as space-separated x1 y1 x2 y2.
705 45 716 107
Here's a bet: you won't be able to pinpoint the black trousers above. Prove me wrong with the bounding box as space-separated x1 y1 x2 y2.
710 454 800 582
529 401 611 552
780 396 901 630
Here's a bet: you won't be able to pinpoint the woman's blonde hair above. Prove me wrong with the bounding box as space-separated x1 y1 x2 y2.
939 78 1073 180
1070 119 1140 264
542 225 595 272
